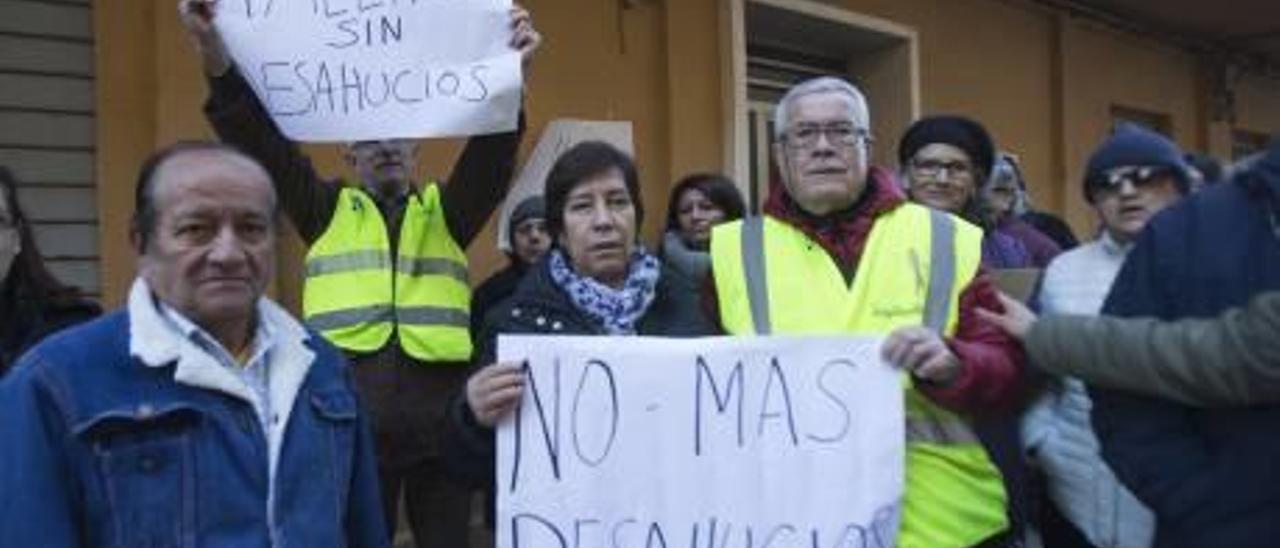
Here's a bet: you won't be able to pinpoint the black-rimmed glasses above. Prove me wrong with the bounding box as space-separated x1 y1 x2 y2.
782 123 873 149
910 158 973 180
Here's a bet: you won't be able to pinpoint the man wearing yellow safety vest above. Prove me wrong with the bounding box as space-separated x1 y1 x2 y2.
707 77 1027 547
179 1 542 546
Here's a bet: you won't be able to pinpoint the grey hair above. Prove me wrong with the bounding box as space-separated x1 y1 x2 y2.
773 76 870 139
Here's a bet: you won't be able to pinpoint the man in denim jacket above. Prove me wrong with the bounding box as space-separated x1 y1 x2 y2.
0 142 387 547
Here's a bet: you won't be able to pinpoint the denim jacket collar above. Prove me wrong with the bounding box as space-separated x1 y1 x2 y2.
126 278 316 446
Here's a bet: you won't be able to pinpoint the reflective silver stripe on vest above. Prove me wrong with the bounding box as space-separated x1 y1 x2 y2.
305 250 390 277
923 209 956 333
740 211 976 448
741 216 772 335
396 306 470 328
306 305 395 331
912 212 981 448
905 417 981 445
395 257 469 284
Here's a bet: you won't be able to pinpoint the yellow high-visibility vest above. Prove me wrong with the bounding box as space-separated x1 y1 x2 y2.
711 203 1008 548
303 185 472 362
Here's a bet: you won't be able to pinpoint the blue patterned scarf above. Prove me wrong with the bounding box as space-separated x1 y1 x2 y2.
547 247 661 335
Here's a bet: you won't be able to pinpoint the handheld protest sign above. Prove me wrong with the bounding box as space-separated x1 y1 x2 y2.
496 335 905 548
215 0 521 142
991 268 1042 304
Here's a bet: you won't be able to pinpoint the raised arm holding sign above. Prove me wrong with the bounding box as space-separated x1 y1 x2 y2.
184 0 531 141
179 1 541 546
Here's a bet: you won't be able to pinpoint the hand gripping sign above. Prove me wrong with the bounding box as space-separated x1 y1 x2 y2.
496 335 905 548
216 0 521 142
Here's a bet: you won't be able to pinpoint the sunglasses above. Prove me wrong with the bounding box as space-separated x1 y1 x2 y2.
1089 165 1175 194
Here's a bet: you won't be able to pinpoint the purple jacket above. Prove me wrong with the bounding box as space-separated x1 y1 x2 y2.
982 229 1033 269
997 218 1062 268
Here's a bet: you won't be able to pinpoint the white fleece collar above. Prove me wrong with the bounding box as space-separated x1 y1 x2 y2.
126 278 315 444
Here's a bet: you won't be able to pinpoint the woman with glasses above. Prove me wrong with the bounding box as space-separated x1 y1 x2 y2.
0 166 100 374
897 115 1039 546
899 116 1033 270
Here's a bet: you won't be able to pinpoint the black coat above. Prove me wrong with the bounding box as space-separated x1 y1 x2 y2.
1092 139 1280 547
468 261 529 344
1 292 99 375
444 257 714 484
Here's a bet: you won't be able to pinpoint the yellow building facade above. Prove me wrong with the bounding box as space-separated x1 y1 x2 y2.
76 0 1280 309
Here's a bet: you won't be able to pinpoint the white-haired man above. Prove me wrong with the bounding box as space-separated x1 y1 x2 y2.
708 77 1026 547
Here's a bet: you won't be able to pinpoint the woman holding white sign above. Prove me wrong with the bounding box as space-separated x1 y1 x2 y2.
446 141 714 483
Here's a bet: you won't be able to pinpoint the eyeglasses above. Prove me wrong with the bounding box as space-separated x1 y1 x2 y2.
782 123 873 149
1090 165 1174 194
910 158 973 180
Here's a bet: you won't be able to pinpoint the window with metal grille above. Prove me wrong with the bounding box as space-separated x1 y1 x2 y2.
0 0 99 299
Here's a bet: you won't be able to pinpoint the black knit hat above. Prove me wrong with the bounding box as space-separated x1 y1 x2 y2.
1083 124 1191 203
898 115 997 178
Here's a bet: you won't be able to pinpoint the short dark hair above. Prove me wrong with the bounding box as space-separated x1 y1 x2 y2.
544 141 642 240
131 141 272 251
664 173 747 233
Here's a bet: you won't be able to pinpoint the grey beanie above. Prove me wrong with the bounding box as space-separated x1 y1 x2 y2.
507 195 545 242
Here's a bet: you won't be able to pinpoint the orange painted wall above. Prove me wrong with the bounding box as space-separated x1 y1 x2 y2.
94 0 1277 308
95 0 723 309
94 2 158 306
1057 19 1199 233
837 0 1059 212
1235 75 1280 138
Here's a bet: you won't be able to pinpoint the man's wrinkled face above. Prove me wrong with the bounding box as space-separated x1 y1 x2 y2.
346 139 418 195
775 92 870 216
139 152 277 330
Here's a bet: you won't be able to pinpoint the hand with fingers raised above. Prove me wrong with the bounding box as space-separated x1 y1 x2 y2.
509 5 543 75
177 0 232 77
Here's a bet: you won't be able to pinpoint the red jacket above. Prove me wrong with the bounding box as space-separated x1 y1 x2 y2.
707 167 1025 414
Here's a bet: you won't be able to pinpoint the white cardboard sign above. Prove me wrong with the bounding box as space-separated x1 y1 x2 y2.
214 0 521 142
496 335 905 548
